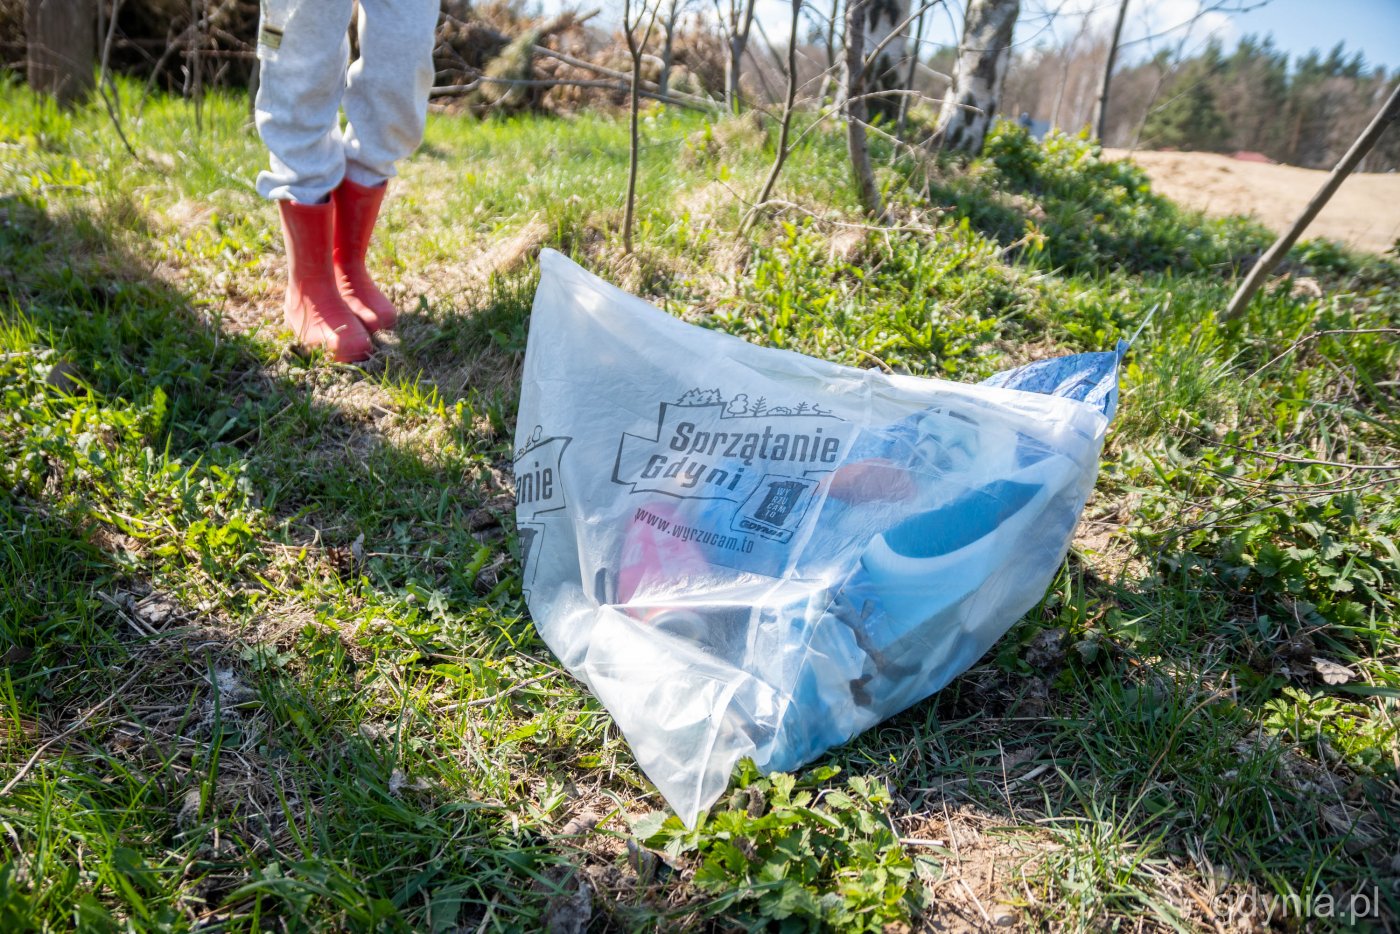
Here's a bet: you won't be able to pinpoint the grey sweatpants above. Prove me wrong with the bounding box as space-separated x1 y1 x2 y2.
254 0 438 203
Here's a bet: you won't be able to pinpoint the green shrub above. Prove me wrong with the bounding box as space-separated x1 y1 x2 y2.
713 218 1013 378
975 122 1267 274
635 764 924 931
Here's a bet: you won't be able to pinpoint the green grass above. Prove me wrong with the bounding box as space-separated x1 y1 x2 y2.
1 73 1398 931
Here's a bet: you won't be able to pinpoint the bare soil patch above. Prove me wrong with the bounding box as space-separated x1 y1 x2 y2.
1104 149 1400 254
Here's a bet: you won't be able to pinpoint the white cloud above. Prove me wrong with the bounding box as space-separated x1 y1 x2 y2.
1126 0 1238 52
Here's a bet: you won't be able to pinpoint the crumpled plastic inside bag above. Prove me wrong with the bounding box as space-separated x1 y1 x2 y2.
514 249 1124 825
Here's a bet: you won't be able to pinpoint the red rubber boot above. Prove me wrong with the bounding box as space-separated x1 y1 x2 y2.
331 178 400 332
278 200 373 363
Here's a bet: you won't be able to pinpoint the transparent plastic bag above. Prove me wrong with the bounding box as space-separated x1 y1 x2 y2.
514 249 1123 825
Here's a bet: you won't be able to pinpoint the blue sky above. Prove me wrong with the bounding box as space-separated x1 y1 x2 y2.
804 0 1400 72
1234 0 1400 71
539 0 1400 74
1000 0 1400 71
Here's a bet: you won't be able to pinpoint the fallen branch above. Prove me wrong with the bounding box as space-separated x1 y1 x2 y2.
531 44 717 109
1222 81 1400 321
1244 328 1400 383
430 74 716 112
752 198 942 237
1167 430 1400 473
435 672 558 712
0 671 141 798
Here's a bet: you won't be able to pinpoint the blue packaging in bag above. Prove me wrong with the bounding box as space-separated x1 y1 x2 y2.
514 250 1122 825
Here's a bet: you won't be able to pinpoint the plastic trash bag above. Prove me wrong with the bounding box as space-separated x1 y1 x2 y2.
514 249 1124 825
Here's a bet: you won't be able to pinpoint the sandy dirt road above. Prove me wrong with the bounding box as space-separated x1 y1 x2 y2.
1104 148 1400 254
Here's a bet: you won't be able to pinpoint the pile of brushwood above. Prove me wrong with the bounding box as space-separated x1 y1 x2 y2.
0 0 722 115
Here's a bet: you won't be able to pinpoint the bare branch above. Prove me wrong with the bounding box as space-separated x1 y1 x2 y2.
1223 82 1400 320
844 0 885 219
532 45 717 109
742 0 804 233
861 0 945 79
97 0 140 160
623 0 664 254
897 0 933 137
430 75 716 113
1116 0 1273 51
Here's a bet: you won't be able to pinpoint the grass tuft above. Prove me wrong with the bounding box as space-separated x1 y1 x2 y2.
1 79 1397 929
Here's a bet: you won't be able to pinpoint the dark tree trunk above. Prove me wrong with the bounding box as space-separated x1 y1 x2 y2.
659 0 679 96
844 0 883 218
743 0 802 232
725 0 757 113
1092 0 1130 141
26 0 96 107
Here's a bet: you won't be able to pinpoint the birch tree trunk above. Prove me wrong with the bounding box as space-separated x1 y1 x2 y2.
862 0 911 122
930 0 1020 154
896 0 928 136
26 0 96 107
819 0 840 102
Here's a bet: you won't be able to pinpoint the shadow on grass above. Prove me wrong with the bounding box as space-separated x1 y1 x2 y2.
811 548 1400 926
915 126 1271 278
0 194 647 931
2 190 1394 932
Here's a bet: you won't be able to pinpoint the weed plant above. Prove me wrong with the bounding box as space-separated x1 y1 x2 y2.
1 77 1397 930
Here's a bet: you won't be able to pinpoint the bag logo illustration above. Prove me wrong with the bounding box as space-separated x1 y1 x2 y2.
735 475 820 541
516 521 545 597
514 426 572 519
612 389 851 543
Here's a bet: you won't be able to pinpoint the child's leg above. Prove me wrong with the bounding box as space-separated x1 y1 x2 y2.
329 0 438 333
255 0 372 361
340 0 439 187
253 0 358 203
